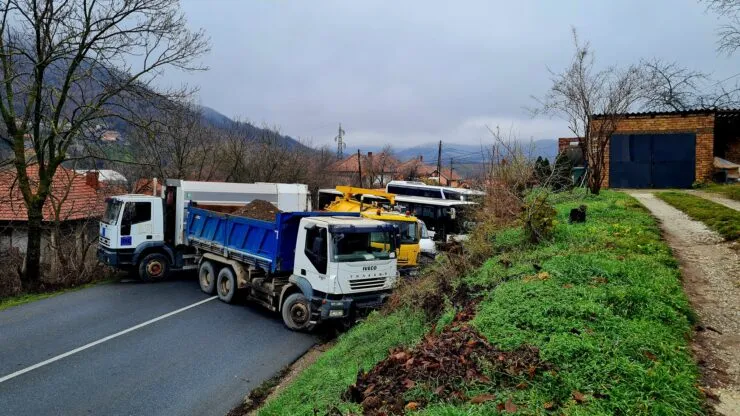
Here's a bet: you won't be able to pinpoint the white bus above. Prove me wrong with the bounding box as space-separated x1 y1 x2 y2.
392 195 478 242
385 181 484 201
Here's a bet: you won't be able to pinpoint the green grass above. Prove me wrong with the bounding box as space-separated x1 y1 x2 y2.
701 182 740 201
260 190 704 415
0 279 113 311
657 191 740 240
258 310 428 415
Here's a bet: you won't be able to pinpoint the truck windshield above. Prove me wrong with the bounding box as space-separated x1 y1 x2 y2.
396 221 419 244
102 199 123 225
333 231 396 262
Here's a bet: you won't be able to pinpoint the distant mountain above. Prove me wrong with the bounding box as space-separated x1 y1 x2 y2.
361 139 558 164
197 106 304 149
200 106 235 129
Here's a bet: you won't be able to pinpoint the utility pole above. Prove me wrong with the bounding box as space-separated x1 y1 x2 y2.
357 149 362 187
334 123 346 159
436 140 442 185
449 157 454 186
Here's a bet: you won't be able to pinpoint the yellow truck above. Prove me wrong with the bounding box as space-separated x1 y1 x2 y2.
323 186 421 274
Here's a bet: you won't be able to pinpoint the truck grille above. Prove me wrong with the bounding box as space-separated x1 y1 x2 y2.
99 236 110 247
349 277 386 291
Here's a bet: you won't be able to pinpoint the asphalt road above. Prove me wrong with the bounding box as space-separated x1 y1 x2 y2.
0 276 317 416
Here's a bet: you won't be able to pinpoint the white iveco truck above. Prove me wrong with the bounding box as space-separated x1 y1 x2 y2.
98 180 399 330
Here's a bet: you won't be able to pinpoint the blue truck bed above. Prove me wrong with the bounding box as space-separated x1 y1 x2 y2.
185 207 359 274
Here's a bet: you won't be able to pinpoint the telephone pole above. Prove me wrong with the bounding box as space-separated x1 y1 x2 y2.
449 157 453 186
357 149 363 187
436 140 442 184
334 123 346 159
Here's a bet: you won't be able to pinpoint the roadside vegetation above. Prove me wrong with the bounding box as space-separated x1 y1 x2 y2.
657 192 740 240
258 190 704 415
699 182 740 202
0 278 113 312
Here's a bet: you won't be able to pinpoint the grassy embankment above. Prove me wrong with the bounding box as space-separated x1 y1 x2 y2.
700 182 740 202
658 191 740 241
259 190 704 415
0 279 113 312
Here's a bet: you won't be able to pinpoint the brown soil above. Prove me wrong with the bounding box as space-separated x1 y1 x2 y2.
343 304 552 415
203 199 282 222
232 200 282 221
630 192 740 415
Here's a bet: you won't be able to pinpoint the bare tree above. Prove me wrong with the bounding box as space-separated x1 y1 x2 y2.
535 29 643 195
364 144 396 188
705 0 740 55
0 0 209 288
641 59 710 111
130 101 222 182
642 58 740 110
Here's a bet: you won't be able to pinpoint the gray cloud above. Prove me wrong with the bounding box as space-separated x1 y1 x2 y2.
164 0 738 147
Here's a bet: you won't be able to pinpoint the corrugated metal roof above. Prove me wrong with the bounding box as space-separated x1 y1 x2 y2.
592 107 740 118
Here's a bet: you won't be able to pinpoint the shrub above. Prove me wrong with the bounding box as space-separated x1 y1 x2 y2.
521 190 557 243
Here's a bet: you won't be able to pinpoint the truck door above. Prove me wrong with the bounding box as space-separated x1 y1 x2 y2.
119 201 154 249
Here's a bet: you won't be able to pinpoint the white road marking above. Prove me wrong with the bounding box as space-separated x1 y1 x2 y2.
0 296 218 384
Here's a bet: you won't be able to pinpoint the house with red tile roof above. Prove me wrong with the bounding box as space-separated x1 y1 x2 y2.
326 151 400 188
396 156 463 187
0 165 106 260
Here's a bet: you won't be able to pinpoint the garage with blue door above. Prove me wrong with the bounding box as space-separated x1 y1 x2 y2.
609 133 696 188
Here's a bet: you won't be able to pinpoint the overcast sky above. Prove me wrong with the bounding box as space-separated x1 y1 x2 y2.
165 0 738 148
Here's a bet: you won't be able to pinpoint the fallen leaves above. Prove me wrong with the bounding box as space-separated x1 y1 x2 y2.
572 390 587 403
469 394 495 404
343 303 552 415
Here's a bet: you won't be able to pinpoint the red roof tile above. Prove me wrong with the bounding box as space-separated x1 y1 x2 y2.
0 165 105 222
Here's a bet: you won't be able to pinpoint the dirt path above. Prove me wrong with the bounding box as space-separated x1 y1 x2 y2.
686 190 740 212
630 192 740 415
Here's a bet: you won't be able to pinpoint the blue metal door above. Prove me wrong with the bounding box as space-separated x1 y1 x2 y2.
609 134 695 188
651 133 695 188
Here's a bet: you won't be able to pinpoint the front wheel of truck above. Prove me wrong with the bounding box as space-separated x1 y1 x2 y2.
138 253 170 282
281 293 315 331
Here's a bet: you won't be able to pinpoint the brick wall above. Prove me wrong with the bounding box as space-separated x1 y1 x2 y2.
727 141 740 163
590 113 715 188
558 137 580 153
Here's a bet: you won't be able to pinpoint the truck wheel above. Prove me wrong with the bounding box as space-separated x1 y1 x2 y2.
198 261 217 295
216 267 237 303
281 293 315 331
138 253 170 282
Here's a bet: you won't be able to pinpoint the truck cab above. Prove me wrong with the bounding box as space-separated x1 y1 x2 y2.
285 215 398 329
98 195 170 279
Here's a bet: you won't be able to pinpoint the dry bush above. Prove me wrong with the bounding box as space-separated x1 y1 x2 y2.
41 222 108 290
0 247 24 298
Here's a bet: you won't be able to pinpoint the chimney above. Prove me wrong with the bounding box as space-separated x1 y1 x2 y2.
85 171 99 189
419 155 423 162
367 151 373 157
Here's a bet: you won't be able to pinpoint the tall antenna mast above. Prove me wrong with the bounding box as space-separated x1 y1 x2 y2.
334 123 346 159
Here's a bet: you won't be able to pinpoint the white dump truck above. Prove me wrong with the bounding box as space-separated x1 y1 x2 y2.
98 179 399 330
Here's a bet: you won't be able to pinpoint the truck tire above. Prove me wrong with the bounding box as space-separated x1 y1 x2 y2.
281 293 315 331
198 261 217 295
138 253 170 282
216 267 237 303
